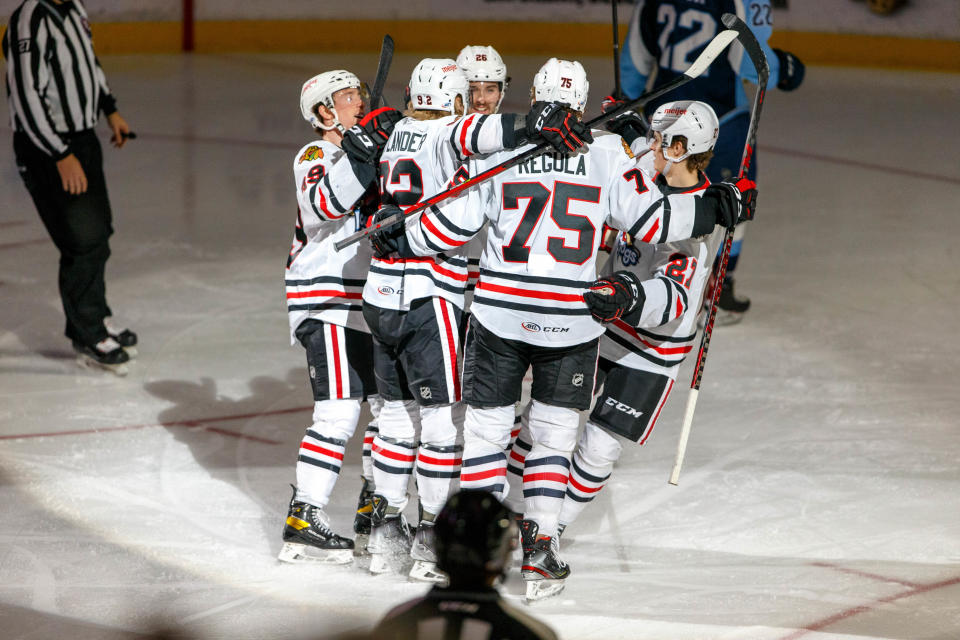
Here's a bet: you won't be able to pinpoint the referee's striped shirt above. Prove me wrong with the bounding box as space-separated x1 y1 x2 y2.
2 0 117 159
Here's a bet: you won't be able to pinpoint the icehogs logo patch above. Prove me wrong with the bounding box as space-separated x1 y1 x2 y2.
617 241 639 267
298 145 323 164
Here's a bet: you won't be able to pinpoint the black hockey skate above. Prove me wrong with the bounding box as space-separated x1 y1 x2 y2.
366 494 413 575
520 519 569 601
104 317 138 357
354 477 375 534
73 337 130 376
716 277 750 326
278 488 354 565
409 520 447 584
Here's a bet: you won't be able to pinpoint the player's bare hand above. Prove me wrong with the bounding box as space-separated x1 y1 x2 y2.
107 112 131 148
56 153 88 195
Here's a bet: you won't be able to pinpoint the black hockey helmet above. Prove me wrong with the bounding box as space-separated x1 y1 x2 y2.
434 490 517 585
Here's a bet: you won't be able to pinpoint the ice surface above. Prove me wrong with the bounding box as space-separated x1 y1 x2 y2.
1 52 958 639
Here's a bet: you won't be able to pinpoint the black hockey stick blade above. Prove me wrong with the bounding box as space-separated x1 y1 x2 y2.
369 34 394 109
334 28 739 253
691 13 770 391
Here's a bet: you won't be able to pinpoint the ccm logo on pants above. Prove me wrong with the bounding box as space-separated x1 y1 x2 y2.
605 397 642 418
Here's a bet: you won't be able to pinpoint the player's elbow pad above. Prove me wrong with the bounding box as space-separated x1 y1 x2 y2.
345 155 378 191
692 198 720 237
500 113 531 150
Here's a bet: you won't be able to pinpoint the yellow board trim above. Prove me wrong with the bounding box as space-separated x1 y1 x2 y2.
4 19 950 72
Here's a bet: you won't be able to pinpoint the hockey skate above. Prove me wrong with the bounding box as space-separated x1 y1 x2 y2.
278 489 354 565
408 520 447 584
73 337 130 376
520 519 569 601
715 277 750 326
104 317 138 357
366 494 413 575
352 477 375 554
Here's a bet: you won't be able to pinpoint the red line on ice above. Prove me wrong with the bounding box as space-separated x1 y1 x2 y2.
0 238 48 251
810 561 921 588
777 573 960 640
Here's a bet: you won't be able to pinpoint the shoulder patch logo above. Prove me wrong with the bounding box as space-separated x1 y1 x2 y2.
621 138 635 159
298 145 323 164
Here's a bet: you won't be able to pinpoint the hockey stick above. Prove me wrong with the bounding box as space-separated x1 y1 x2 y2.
669 13 770 486
369 34 394 109
334 27 739 252
612 0 623 99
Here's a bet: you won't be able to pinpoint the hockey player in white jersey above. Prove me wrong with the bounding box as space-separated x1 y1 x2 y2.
457 45 510 116
362 58 593 582
562 101 726 535
369 59 756 599
278 70 404 564
455 44 511 327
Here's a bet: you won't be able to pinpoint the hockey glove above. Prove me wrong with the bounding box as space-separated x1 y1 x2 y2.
703 179 758 230
367 204 413 259
600 95 626 114
773 48 805 92
342 107 403 165
605 110 648 146
526 101 593 153
583 271 645 324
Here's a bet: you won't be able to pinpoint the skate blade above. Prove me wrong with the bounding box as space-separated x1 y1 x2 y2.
409 560 448 584
368 552 396 574
524 578 565 601
76 354 129 377
277 542 353 565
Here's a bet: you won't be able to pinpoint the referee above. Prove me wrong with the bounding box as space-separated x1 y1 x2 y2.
3 0 136 372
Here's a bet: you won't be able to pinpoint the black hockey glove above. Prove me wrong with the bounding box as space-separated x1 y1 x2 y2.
599 95 648 145
583 271 645 324
703 179 758 230
605 110 648 146
773 48 805 92
342 107 403 165
368 204 414 259
600 94 626 114
526 101 593 153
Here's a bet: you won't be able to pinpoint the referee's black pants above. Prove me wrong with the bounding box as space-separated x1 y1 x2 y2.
13 130 114 347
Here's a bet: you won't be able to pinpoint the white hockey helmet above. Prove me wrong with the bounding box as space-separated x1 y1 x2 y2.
456 45 508 84
648 100 719 162
408 58 469 115
299 70 364 131
457 45 509 112
532 58 589 113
